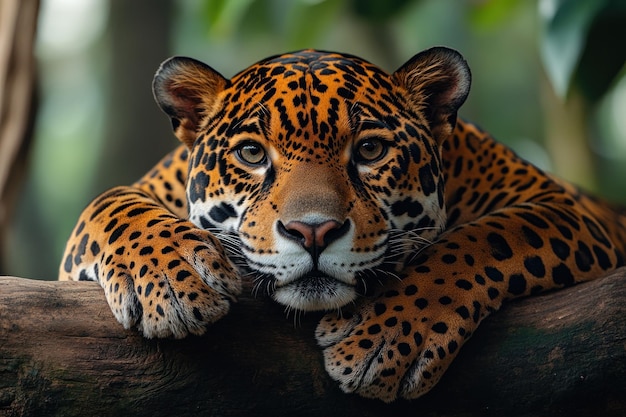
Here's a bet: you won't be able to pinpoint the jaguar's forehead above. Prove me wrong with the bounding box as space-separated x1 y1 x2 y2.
216 50 404 160
220 50 406 146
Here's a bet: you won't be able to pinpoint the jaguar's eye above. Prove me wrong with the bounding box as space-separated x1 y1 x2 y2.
236 142 267 166
355 138 387 163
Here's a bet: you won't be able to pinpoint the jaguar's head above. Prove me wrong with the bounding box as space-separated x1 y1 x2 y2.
152 47 470 311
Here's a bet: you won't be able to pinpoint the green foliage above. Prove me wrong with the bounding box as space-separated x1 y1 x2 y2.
203 0 625 104
205 0 346 49
468 0 525 30
540 0 626 101
204 0 256 37
285 0 345 48
574 2 626 102
348 0 415 22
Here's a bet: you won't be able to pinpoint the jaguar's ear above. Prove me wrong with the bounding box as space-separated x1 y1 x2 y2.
153 57 228 148
393 47 471 143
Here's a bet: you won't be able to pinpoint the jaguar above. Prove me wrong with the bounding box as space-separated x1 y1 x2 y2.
60 47 626 402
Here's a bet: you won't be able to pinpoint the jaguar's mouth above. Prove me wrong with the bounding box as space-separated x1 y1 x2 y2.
269 272 358 312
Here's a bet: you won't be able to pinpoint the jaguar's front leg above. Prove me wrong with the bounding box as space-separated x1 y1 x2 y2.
317 201 621 402
60 186 241 338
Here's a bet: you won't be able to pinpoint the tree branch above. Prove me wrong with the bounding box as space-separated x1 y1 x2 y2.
1 269 625 417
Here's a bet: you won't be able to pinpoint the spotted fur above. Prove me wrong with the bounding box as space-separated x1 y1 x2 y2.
60 47 626 401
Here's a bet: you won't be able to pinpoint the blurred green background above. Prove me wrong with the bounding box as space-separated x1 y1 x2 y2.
3 0 626 280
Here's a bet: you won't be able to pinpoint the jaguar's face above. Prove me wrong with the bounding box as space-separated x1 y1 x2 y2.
153 48 470 311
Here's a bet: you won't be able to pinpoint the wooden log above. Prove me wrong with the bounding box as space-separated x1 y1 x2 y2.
1 269 625 417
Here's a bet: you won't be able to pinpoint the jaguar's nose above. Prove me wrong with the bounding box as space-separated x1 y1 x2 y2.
278 219 350 259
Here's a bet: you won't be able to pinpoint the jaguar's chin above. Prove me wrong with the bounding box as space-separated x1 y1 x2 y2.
271 274 357 312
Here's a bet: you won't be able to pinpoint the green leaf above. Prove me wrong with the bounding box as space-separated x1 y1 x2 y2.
539 0 608 98
469 0 524 30
573 2 626 102
286 0 344 48
349 0 415 23
204 0 257 37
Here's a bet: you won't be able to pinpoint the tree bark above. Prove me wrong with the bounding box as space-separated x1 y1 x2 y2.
1 269 625 417
97 0 175 191
0 0 39 272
